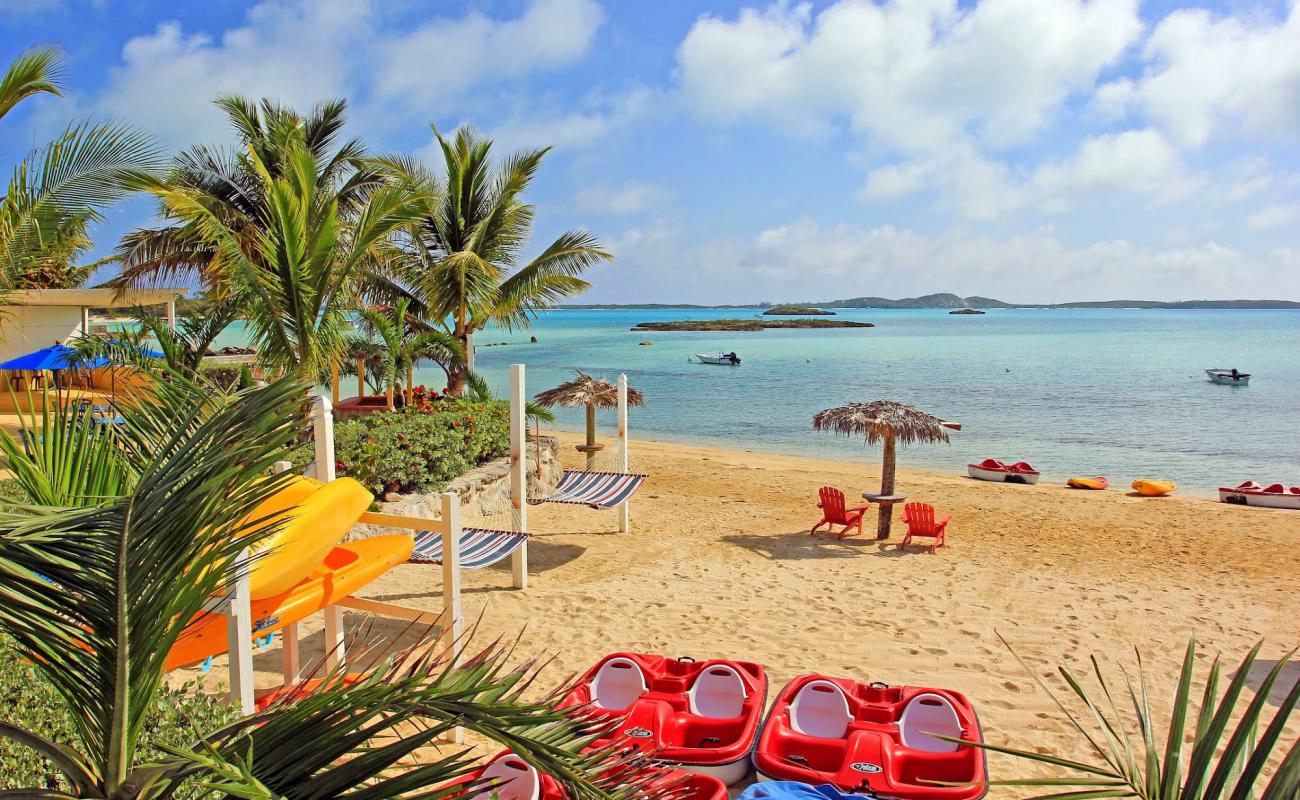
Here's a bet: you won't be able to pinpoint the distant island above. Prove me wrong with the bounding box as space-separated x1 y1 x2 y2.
762 306 835 316
949 308 985 315
632 318 874 332
564 293 1300 311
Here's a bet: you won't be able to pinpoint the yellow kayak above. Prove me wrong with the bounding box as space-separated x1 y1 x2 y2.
1132 479 1176 497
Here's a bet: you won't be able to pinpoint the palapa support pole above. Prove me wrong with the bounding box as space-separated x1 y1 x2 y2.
878 431 896 540
225 548 255 714
330 362 340 406
356 356 365 399
406 364 414 406
617 373 630 533
581 403 599 469
509 364 528 589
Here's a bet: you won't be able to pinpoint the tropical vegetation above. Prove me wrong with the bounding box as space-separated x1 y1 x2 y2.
0 46 161 295
350 296 468 408
287 397 509 497
0 373 652 799
382 125 612 394
962 635 1299 799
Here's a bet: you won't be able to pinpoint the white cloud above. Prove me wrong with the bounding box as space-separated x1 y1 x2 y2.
374 0 603 108
1096 4 1300 147
675 0 1142 151
575 182 669 214
1246 204 1300 231
603 217 1298 303
91 0 604 148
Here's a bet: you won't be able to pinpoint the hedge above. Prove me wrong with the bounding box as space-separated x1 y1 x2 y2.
289 397 509 497
0 637 236 793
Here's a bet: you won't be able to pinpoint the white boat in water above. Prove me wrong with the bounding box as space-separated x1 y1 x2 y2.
696 352 741 365
1219 482 1300 509
1205 368 1250 385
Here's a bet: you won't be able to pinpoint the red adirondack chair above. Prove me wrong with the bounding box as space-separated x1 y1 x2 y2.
899 502 951 553
811 487 870 539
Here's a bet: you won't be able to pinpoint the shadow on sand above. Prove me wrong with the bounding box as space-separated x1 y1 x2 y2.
723 530 924 561
1235 658 1300 707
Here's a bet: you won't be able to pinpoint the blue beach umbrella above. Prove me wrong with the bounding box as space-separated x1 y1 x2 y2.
0 343 99 371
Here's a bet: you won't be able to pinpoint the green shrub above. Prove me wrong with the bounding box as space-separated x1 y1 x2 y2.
199 363 244 390
288 397 509 496
237 364 255 390
0 637 236 793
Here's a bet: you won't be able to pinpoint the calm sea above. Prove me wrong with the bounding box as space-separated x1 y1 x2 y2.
221 308 1300 495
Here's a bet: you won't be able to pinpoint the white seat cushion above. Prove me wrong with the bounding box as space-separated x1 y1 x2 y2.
590 656 648 711
688 663 747 718
899 693 963 753
473 755 540 800
789 679 852 739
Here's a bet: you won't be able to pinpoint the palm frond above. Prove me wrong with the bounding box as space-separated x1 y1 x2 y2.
0 45 63 121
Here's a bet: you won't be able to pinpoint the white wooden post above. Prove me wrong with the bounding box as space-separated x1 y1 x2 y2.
312 395 336 482
225 549 255 714
509 364 528 589
165 299 176 332
272 460 300 686
440 492 463 657
617 373 630 533
440 491 464 744
324 605 346 671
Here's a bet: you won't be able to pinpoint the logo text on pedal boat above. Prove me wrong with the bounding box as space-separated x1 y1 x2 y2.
850 762 882 774
624 727 653 739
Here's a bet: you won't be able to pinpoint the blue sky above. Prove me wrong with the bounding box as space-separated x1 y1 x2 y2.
3 0 1299 303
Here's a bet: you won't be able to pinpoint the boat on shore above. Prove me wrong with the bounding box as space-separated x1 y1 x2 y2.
1132 479 1176 497
1219 481 1300 509
1067 476 1109 490
968 458 1040 484
1205 368 1250 385
696 352 741 365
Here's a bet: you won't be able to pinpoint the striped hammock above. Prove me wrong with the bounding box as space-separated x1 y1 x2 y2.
530 470 647 510
410 528 529 569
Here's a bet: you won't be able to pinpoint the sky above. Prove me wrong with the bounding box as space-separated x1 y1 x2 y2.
2 0 1299 304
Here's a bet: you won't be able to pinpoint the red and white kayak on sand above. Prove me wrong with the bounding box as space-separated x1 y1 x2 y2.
452 751 727 800
967 458 1040 485
559 653 768 785
1219 482 1300 510
752 675 987 800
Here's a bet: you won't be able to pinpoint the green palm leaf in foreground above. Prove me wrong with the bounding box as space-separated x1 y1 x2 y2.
955 635 1300 799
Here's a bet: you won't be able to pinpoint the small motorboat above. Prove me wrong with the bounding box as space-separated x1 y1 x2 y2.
967 458 1040 484
1205 368 1250 385
1066 476 1109 490
696 352 741 365
1218 482 1300 510
559 652 767 785
1131 479 1176 497
752 674 987 799
451 750 727 800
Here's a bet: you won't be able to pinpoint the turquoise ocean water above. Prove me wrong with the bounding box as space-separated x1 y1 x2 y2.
220 308 1300 495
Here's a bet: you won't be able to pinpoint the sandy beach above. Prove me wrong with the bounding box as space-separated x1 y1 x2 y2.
169 428 1300 791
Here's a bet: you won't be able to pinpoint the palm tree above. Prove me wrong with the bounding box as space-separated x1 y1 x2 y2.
72 296 242 376
353 296 468 408
128 133 426 383
109 95 381 293
387 125 612 394
0 47 161 293
0 372 664 799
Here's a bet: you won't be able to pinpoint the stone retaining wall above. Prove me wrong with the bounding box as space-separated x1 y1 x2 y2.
349 435 562 539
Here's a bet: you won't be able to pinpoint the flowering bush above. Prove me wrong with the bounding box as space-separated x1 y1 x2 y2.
290 397 508 497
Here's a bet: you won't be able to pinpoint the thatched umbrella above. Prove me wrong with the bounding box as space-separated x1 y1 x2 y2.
813 401 960 540
535 371 645 468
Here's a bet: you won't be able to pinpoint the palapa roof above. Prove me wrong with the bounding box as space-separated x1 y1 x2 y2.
813 400 959 446
534 371 645 409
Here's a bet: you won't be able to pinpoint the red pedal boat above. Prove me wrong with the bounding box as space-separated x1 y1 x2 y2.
967 458 1040 485
455 751 727 800
1219 481 1300 510
753 675 987 800
559 653 767 785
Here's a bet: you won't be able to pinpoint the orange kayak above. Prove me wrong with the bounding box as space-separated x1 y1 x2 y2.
1067 476 1109 490
166 534 414 670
